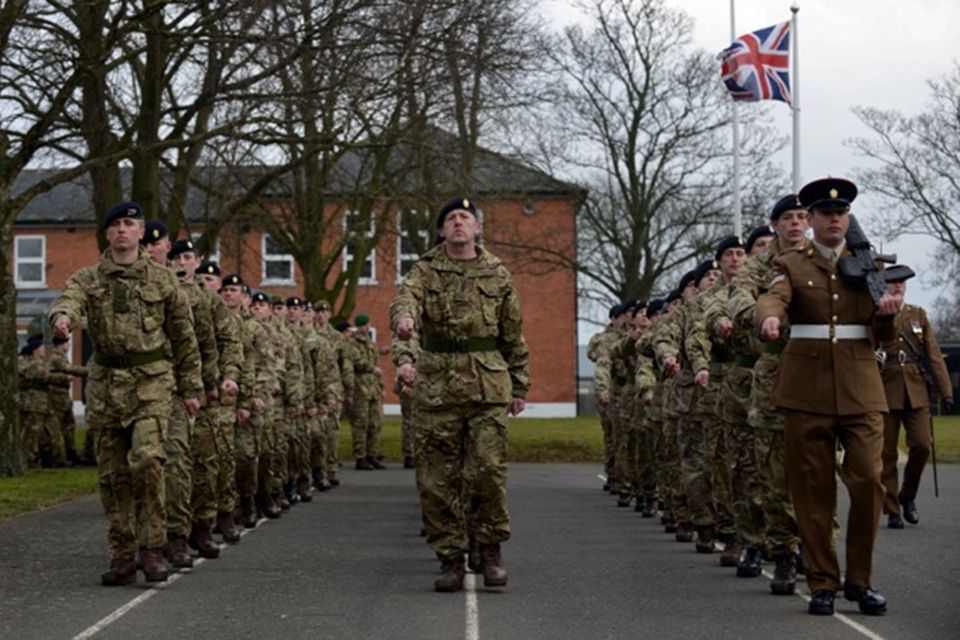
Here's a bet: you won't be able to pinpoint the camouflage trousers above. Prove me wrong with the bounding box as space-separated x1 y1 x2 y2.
235 409 265 499
191 405 221 529
400 392 417 459
92 416 168 559
349 393 383 460
418 402 510 561
164 397 194 537
637 400 661 503
597 400 616 480
59 408 77 461
719 364 767 547
606 390 625 487
267 402 288 496
659 415 690 521
286 414 310 483
324 408 341 480
214 404 238 515
614 389 638 496
20 410 62 467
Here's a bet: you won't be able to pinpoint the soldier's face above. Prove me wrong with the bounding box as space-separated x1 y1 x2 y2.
357 323 370 336
440 210 480 246
719 248 746 279
174 252 200 276
648 311 662 326
749 236 773 256
144 239 170 264
316 310 330 326
810 207 849 247
773 209 809 247
220 285 243 309
34 345 46 359
272 305 286 320
251 301 271 321
106 218 145 250
681 282 698 301
698 270 720 292
886 281 906 297
667 299 681 312
198 274 221 292
287 307 302 322
633 312 650 330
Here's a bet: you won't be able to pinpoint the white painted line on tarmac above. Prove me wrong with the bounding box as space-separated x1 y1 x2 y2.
760 568 888 640
465 572 480 640
598 474 607 482
72 520 263 639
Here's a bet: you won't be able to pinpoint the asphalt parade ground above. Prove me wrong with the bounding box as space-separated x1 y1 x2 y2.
1 462 958 640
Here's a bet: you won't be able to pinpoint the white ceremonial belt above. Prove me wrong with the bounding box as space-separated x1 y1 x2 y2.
790 324 869 340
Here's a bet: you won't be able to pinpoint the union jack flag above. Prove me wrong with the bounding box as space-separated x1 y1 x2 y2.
718 21 791 104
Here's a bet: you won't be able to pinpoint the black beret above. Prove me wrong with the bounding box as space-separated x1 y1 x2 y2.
335 321 351 333
20 343 38 357
678 270 697 293
884 264 916 283
251 291 270 304
631 300 648 316
197 261 221 277
666 289 682 304
798 177 858 210
304 301 313 311
27 332 44 345
221 273 245 288
646 299 666 318
167 239 196 260
694 259 720 286
314 300 331 312
436 197 478 229
609 303 623 319
104 201 144 229
770 194 803 220
715 235 745 261
286 296 303 308
52 335 70 346
141 220 168 245
745 225 776 254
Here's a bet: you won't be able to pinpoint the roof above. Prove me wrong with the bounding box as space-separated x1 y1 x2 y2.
14 134 584 225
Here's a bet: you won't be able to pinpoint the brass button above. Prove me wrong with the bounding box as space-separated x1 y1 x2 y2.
831 315 838 322
832 294 839 301
831 274 837 281
831 337 838 344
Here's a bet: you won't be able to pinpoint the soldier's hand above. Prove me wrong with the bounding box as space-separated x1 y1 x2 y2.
53 315 71 339
206 388 219 404
632 327 643 341
221 379 238 397
184 397 201 417
306 407 318 418
760 317 780 342
714 317 733 341
598 392 610 406
642 391 653 407
253 397 265 413
397 317 415 340
877 291 902 317
400 384 414 398
273 384 282 396
373 366 382 378
944 397 955 414
509 397 526 416
237 408 251 423
397 363 416 385
662 356 679 378
694 369 709 388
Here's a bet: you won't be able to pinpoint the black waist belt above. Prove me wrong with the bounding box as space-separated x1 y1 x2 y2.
736 354 760 368
712 350 737 364
762 342 785 356
93 348 167 369
422 336 498 353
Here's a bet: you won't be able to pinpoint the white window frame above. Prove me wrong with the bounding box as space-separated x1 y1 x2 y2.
14 235 46 289
190 233 220 264
342 210 377 285
261 234 295 285
396 211 428 283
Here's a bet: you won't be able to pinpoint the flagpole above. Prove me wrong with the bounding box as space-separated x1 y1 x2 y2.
791 3 801 191
730 0 742 237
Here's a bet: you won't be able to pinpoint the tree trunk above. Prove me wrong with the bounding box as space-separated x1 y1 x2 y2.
0 204 25 477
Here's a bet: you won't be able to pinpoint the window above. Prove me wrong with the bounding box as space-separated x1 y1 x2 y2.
342 210 376 285
397 211 428 280
15 235 45 288
261 234 294 284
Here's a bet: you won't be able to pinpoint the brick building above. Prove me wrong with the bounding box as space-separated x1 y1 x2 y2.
12 156 583 417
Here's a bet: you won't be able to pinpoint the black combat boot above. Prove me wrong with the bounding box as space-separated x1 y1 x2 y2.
367 455 387 470
770 555 797 595
719 533 742 567
695 525 716 553
165 534 194 569
736 546 762 578
355 457 374 471
215 512 240 544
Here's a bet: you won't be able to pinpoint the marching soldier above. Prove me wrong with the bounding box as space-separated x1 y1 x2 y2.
348 313 387 470
47 335 87 465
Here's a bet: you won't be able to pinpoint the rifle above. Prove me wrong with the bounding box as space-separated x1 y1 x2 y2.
899 328 940 497
838 214 896 308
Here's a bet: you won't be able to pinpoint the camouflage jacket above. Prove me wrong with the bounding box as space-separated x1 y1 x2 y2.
49 249 202 414
205 288 243 384
312 326 342 407
390 244 530 408
296 324 318 410
591 325 622 396
350 331 382 399
336 331 355 399
259 317 287 401
236 308 274 410
19 357 54 413
272 317 303 409
178 274 220 391
46 349 86 412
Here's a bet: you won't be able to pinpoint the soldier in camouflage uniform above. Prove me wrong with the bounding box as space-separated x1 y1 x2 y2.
727 195 809 594
632 299 666 517
330 321 356 484
587 304 624 489
310 300 341 490
391 197 530 593
610 301 647 507
196 261 244 546
51 201 202 586
348 313 386 470
249 291 285 516
593 305 629 494
18 335 60 467
285 297 317 501
47 335 87 465
271 297 304 505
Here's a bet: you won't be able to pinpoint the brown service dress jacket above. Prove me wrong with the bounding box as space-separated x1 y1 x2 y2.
878 303 953 410
755 245 897 416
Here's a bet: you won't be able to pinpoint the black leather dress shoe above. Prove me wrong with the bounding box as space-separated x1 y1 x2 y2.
844 583 887 615
888 514 905 529
808 589 835 615
899 493 919 524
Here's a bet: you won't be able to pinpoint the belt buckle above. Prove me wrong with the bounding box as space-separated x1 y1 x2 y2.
829 325 836 340
898 351 907 363
117 354 130 367
453 337 468 352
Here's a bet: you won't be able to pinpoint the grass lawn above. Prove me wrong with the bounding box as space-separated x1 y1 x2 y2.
1 415 955 521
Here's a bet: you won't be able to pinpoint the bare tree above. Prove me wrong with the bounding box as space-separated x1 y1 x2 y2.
496 0 786 311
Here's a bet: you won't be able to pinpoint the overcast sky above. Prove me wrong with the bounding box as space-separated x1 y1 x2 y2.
539 0 958 336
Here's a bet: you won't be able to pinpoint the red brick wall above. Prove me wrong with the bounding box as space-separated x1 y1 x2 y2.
15 195 578 406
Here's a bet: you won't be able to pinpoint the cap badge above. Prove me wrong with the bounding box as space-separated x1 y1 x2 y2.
829 188 838 199
152 229 159 238
462 199 470 208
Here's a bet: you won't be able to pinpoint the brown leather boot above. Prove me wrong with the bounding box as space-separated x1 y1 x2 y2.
241 495 259 528
140 549 169 583
467 537 483 573
480 543 508 588
719 534 743 567
675 521 695 542
215 512 241 544
313 469 332 492
296 476 313 503
165 535 193 569
434 557 466 592
101 558 137 586
695 526 716 553
258 494 281 519
190 525 222 558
